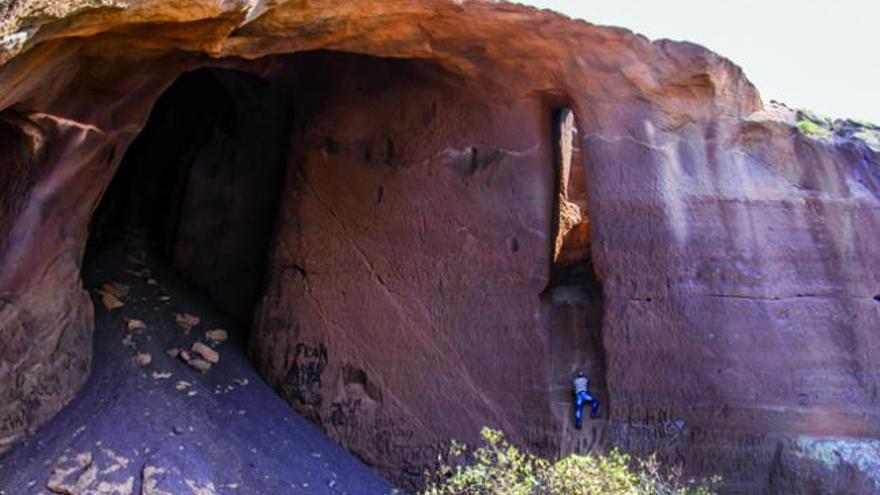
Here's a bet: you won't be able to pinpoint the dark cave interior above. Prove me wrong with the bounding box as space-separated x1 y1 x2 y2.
87 67 293 325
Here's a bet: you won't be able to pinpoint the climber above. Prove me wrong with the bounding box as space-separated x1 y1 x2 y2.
572 371 600 429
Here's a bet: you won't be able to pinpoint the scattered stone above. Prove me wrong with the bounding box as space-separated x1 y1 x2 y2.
187 358 212 373
146 278 158 286
141 465 173 495
159 295 171 302
72 425 87 438
94 478 134 494
151 371 172 380
126 319 147 331
171 426 184 435
179 350 192 362
47 448 135 494
96 282 130 310
99 291 124 310
102 282 129 299
204 329 227 343
99 448 130 473
174 381 191 391
165 348 180 359
174 313 200 333
233 378 248 386
191 342 219 364
134 353 152 367
185 479 218 495
46 452 95 494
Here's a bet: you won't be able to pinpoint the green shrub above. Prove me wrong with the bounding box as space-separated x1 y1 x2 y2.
423 428 719 495
546 450 638 494
796 120 830 138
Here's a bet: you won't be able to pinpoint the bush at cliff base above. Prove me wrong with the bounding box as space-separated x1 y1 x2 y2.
422 428 719 495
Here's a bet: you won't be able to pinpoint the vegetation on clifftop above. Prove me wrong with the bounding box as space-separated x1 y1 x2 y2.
422 428 719 495
796 119 831 138
790 105 879 148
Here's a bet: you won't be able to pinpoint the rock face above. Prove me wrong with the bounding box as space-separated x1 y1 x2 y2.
0 1 878 492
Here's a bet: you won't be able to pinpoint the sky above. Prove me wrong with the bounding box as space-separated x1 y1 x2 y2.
519 0 879 123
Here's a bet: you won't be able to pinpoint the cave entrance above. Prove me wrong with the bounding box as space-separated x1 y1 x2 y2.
77 50 606 486
86 67 292 326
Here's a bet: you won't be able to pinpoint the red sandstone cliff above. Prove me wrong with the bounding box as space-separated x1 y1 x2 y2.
1 1 878 492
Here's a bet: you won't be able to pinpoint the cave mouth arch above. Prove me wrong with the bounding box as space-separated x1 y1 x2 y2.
86 65 293 326
84 49 464 329
74 49 606 488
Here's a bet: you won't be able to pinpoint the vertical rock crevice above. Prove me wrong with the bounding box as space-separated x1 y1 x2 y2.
542 107 608 452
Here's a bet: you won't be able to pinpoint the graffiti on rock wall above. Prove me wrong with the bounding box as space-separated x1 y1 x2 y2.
284 342 328 407
328 397 362 428
605 407 687 466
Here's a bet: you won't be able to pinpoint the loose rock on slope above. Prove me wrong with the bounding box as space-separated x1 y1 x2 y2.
0 241 392 495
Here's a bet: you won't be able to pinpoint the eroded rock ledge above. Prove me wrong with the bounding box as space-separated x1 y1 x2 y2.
1 1 878 492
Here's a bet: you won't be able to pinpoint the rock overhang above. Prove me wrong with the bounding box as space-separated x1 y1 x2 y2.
1 1 879 493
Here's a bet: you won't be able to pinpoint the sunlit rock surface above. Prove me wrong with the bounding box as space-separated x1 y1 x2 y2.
0 1 878 492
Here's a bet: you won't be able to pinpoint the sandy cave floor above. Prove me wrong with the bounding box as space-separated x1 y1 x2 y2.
0 238 394 495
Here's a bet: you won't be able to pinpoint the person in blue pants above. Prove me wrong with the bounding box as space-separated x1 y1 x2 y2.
572 371 600 429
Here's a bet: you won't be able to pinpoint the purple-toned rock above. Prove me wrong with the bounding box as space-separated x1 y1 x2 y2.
0 1 877 492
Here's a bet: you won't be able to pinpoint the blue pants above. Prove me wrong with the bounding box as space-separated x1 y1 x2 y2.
574 391 599 427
